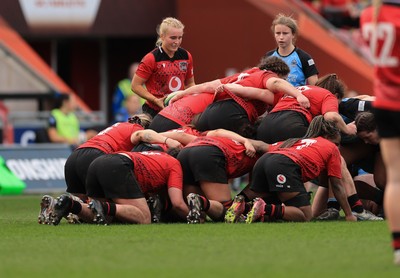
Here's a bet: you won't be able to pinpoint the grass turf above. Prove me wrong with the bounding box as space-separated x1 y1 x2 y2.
0 195 398 277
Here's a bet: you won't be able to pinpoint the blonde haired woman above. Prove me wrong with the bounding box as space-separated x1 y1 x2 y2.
132 17 195 118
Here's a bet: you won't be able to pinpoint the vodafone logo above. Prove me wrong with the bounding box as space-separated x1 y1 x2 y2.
276 174 286 184
169 76 182 92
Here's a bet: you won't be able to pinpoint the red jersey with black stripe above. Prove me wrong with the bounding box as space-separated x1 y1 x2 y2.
269 136 342 181
216 69 278 122
360 3 400 111
270 85 338 123
136 47 194 111
159 93 214 126
185 136 260 178
78 123 143 153
118 151 183 194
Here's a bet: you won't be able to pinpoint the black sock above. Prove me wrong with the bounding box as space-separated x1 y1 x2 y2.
101 202 116 217
327 198 340 210
392 232 400 251
70 200 82 215
199 195 210 211
264 204 285 221
239 191 251 203
373 190 384 206
348 194 363 213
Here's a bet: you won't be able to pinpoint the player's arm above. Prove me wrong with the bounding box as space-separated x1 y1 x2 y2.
167 187 189 220
329 176 357 222
206 128 256 157
169 79 222 103
160 131 198 146
306 74 318 85
184 76 195 89
216 83 276 104
265 77 310 108
324 111 357 135
131 74 164 109
131 129 182 149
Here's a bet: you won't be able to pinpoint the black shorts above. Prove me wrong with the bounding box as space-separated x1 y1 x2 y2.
374 108 400 138
142 103 159 119
86 154 144 199
177 145 227 185
132 142 164 152
256 110 309 143
149 114 181 132
195 99 251 136
64 147 105 194
250 153 305 193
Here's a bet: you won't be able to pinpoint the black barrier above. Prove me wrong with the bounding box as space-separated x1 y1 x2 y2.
0 144 72 193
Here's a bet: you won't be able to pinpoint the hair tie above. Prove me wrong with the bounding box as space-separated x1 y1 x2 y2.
128 116 142 126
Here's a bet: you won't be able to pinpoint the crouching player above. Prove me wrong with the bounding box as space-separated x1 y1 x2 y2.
52 147 188 225
226 116 357 223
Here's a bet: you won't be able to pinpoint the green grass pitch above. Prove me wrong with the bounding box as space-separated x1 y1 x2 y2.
0 194 399 277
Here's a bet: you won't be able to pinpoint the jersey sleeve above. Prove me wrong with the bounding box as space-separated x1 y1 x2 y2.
167 160 183 190
297 48 319 79
135 52 156 80
321 93 339 114
326 146 342 179
185 51 195 80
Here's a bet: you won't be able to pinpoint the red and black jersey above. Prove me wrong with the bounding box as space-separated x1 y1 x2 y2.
270 85 338 123
167 126 204 137
136 47 194 111
185 136 260 178
269 136 342 181
118 151 183 194
78 123 143 153
218 67 260 85
360 3 400 111
216 69 278 122
159 93 214 126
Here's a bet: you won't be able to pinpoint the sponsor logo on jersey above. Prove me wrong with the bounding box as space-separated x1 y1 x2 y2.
169 76 182 91
179 61 188 71
308 59 315 66
277 174 286 184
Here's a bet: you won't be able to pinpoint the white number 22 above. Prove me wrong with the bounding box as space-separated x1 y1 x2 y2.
362 22 399 67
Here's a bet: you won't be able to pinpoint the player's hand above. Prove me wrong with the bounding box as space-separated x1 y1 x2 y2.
244 140 256 158
169 90 184 104
215 84 225 94
165 138 183 149
297 94 310 109
345 121 357 136
345 214 357 222
153 96 166 109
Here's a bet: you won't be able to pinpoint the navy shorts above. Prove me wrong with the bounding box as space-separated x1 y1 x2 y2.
86 154 144 199
64 147 105 194
177 145 227 185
